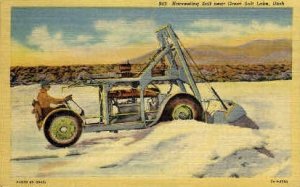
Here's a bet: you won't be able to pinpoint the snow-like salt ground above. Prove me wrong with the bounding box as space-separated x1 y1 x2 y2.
11 81 291 177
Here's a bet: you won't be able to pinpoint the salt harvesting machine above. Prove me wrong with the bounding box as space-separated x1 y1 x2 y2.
33 25 247 147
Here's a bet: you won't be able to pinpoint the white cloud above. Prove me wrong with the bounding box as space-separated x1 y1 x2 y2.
94 19 157 46
183 19 291 38
26 20 158 52
27 25 67 52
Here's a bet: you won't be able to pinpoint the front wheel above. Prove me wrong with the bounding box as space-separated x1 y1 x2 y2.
44 113 82 147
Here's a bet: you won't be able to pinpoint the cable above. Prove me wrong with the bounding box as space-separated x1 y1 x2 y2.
176 37 214 91
176 36 228 110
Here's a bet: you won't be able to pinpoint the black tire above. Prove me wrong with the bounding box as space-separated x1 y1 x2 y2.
44 112 82 147
160 95 204 121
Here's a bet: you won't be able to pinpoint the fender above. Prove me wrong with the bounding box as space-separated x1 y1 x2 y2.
41 108 84 129
148 92 202 127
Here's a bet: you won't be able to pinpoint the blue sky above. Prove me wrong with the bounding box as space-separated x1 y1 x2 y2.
11 8 292 66
12 8 292 49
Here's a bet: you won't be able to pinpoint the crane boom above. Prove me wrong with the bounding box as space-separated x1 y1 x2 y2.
156 24 202 104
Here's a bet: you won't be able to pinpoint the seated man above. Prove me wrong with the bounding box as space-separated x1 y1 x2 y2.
37 81 72 118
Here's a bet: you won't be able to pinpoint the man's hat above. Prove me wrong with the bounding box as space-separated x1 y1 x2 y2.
40 80 50 88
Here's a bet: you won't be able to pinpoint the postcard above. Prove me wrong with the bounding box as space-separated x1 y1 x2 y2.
1 0 300 186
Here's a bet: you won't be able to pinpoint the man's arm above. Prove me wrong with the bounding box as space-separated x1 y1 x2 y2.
38 90 71 107
47 95 65 104
48 94 72 104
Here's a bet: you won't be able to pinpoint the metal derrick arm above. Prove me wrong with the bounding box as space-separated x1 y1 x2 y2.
155 24 202 103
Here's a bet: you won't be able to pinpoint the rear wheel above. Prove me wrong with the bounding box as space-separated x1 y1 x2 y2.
44 113 82 147
160 95 203 121
172 104 194 120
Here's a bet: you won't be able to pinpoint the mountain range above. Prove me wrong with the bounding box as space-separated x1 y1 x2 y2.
130 39 291 65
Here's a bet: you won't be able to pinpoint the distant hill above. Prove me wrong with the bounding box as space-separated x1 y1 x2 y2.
130 39 291 65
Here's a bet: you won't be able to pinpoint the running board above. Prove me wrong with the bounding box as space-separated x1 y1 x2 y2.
83 122 147 132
